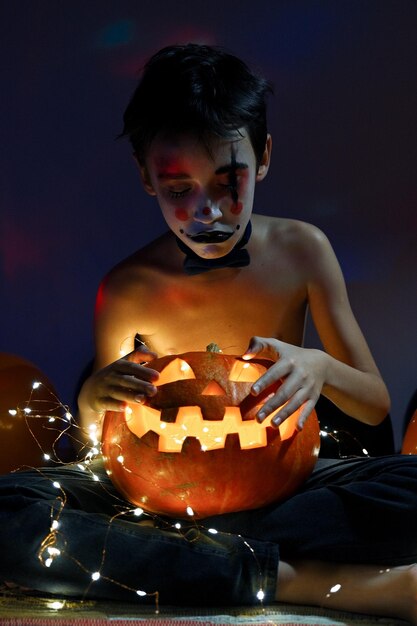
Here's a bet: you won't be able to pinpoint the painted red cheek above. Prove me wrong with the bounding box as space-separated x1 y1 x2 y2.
175 209 189 221
231 201 243 215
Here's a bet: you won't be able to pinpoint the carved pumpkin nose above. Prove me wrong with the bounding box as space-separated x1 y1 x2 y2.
201 381 226 396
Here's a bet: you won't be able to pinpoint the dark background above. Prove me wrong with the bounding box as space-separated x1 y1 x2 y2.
1 0 416 449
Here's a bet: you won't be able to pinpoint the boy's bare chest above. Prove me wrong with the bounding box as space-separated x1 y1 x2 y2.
135 270 307 356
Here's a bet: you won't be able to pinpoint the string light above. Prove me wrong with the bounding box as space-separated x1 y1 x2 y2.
256 589 265 601
47 601 65 610
326 582 342 598
4 377 377 612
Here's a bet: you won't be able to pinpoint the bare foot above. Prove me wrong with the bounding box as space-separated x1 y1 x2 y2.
276 560 417 624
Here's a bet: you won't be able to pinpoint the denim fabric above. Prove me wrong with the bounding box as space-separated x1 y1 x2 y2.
1 455 417 605
0 461 278 605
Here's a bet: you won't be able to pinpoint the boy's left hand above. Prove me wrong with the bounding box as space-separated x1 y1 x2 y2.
242 336 326 429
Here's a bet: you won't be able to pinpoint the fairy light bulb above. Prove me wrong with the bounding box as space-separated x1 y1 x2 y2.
48 547 61 556
24 407 31 414
32 381 42 389
256 589 265 600
8 409 17 416
48 601 64 610
186 506 194 517
134 508 144 517
136 589 146 596
91 571 101 581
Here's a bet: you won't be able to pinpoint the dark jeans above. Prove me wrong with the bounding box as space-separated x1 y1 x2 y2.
1 455 417 606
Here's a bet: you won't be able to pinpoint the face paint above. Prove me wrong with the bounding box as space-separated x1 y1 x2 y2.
229 147 239 206
175 209 189 222
231 201 243 215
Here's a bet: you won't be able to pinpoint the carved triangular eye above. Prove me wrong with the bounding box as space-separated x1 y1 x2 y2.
202 381 226 396
229 361 266 383
156 359 196 385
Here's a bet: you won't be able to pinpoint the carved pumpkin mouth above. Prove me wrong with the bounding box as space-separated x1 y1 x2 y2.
125 403 294 453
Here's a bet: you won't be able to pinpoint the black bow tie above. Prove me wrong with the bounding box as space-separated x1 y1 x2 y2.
175 222 252 276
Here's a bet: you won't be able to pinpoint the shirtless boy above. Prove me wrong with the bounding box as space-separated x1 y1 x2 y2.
2 44 417 622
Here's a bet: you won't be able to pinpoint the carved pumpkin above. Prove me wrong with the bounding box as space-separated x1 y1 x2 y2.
0 353 61 474
102 346 320 518
402 409 417 454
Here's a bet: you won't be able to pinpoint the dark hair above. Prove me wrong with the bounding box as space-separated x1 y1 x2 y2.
121 44 273 167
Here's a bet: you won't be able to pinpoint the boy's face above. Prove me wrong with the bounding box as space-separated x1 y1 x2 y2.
140 129 270 259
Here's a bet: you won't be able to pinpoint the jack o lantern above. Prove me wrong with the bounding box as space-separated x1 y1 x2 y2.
402 409 417 454
102 345 320 518
0 353 61 474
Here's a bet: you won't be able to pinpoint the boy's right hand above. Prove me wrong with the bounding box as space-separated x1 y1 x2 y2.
83 348 159 415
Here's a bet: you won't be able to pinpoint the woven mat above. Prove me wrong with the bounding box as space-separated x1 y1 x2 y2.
0 594 409 626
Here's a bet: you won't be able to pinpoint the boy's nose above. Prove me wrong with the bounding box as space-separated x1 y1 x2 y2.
194 204 222 223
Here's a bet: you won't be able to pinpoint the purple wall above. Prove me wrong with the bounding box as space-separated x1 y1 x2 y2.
1 0 416 447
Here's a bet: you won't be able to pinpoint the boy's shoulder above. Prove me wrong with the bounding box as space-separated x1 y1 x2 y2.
253 214 329 254
99 231 181 295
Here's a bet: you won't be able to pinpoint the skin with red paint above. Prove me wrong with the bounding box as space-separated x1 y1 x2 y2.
175 209 189 222
231 201 243 215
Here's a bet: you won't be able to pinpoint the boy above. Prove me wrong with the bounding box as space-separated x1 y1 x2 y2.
1 44 417 622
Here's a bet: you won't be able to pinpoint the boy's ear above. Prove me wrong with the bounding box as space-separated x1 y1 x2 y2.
256 134 272 182
133 153 157 196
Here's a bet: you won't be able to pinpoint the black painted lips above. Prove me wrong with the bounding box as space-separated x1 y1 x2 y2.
187 231 233 244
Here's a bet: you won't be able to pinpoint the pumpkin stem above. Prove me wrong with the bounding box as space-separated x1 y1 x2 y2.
206 343 222 353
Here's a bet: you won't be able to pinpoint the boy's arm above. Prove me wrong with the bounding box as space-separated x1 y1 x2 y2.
244 224 390 428
77 279 158 440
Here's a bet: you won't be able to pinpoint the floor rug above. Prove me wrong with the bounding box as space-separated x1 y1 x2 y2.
0 594 408 626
